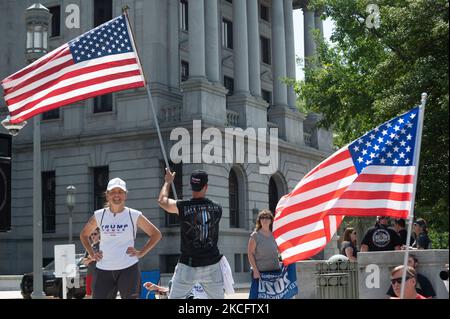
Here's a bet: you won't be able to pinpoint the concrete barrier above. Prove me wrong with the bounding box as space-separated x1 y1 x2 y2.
357 249 449 299
0 275 22 291
295 261 319 299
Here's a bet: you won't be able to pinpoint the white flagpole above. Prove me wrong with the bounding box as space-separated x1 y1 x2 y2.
399 93 427 299
122 6 178 199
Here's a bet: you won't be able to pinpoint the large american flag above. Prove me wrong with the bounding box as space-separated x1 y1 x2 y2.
274 107 420 265
1 15 145 124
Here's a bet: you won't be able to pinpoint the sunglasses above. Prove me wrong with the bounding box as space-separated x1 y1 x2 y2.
260 216 272 220
91 233 99 236
391 276 411 285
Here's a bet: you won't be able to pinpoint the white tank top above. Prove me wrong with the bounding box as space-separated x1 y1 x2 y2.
94 207 142 271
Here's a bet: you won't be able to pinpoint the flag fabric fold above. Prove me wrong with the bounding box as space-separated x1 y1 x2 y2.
1 14 145 124
274 107 421 265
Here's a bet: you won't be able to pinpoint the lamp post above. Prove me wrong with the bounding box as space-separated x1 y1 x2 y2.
252 203 259 226
25 3 51 299
66 186 76 244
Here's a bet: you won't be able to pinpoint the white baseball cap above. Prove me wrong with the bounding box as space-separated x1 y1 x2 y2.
107 177 127 192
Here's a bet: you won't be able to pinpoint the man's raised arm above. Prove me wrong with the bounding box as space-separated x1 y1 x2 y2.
158 168 179 214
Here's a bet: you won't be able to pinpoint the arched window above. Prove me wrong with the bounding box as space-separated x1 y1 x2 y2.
269 176 279 214
229 169 239 228
268 173 287 215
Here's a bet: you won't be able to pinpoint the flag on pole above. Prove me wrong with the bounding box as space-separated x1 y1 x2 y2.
274 107 421 265
1 15 145 124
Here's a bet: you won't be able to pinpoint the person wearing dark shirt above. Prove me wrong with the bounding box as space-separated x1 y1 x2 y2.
386 255 436 298
394 219 414 246
340 227 358 261
360 216 401 251
158 168 224 299
412 218 432 249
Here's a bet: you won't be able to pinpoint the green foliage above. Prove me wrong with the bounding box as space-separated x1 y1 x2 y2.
296 0 449 232
428 229 449 249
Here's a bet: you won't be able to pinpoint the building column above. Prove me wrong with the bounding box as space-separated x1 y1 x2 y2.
315 10 324 39
188 0 206 78
268 0 304 145
284 0 297 110
182 0 226 126
271 0 288 107
233 0 250 94
247 0 261 98
227 0 267 129
205 0 220 83
168 0 180 88
303 7 316 62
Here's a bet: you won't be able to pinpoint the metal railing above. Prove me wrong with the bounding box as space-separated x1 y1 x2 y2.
316 260 359 299
226 110 239 127
304 132 312 147
160 104 182 123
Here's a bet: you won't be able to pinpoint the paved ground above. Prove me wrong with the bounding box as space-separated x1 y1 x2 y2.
0 290 249 299
0 291 22 299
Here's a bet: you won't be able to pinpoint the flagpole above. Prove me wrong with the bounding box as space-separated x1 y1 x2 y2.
399 93 427 299
122 6 178 199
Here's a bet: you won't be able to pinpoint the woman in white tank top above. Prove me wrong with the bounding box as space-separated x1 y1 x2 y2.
80 178 162 299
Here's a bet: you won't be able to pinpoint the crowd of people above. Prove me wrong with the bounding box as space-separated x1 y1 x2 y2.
341 215 432 259
339 216 437 299
77 168 438 300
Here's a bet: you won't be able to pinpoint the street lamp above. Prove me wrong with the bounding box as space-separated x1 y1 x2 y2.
66 186 76 244
252 203 259 225
26 4 51 63
1 116 27 136
25 3 51 299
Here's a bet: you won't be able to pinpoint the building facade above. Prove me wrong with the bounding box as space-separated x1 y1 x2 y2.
0 0 334 283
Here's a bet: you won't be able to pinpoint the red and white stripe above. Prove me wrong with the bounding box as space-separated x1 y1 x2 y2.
273 146 415 265
1 43 145 124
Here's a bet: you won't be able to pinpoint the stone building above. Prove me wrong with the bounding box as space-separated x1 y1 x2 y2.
0 0 334 282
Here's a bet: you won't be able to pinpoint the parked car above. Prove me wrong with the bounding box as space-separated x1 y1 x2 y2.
20 253 87 299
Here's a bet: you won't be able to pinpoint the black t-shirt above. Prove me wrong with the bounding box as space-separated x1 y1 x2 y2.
361 224 401 251
398 229 414 246
340 241 358 258
386 273 436 298
176 198 222 267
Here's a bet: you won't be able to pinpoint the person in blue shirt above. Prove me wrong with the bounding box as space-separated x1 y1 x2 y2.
412 218 432 249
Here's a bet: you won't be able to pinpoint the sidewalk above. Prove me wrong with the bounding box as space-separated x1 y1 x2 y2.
0 291 22 299
0 275 250 299
0 290 248 299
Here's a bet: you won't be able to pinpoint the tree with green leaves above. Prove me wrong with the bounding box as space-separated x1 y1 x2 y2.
295 0 448 245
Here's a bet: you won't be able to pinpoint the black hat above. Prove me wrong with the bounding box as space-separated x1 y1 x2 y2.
190 170 208 192
414 218 427 228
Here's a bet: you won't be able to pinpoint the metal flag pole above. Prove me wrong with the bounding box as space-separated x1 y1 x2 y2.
122 6 178 199
399 93 427 299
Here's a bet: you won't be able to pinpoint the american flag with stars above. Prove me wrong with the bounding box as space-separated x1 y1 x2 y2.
1 15 145 124
274 107 421 265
